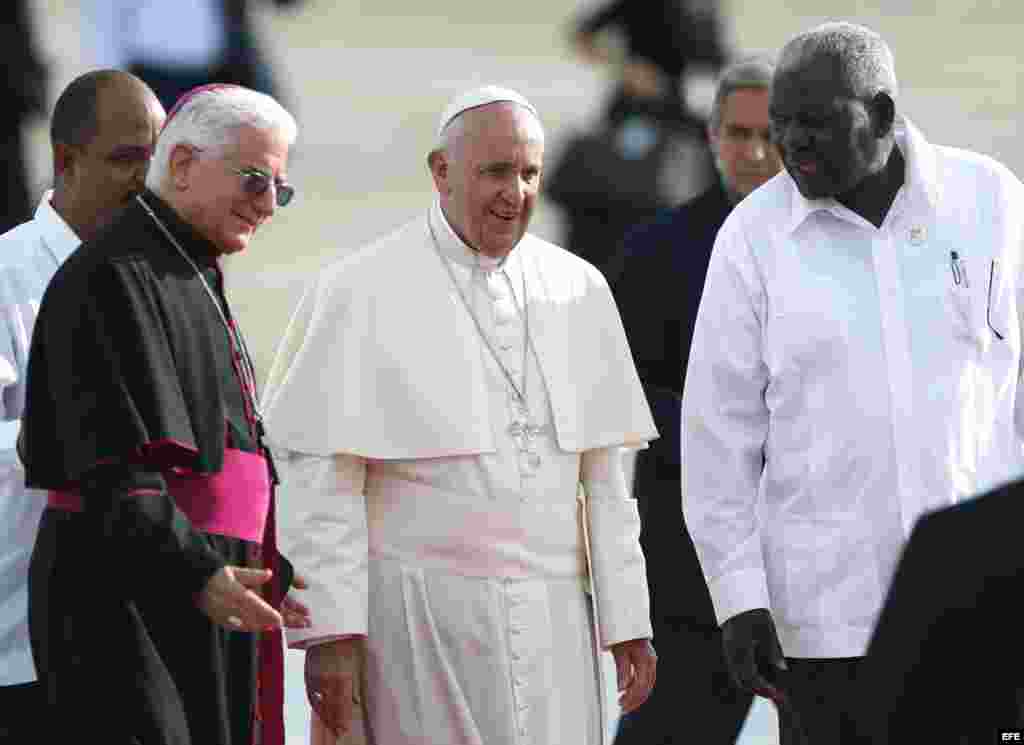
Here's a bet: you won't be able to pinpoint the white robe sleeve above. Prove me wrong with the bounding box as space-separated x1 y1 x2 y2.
0 291 27 419
582 446 652 648
275 450 369 648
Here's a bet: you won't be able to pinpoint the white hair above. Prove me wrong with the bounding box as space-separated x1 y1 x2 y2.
146 85 298 192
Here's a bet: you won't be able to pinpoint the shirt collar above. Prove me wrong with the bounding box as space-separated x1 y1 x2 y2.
35 190 81 265
785 115 942 234
428 199 522 276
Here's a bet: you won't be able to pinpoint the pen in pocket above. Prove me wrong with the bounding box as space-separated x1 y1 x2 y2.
988 258 1004 340
950 251 969 288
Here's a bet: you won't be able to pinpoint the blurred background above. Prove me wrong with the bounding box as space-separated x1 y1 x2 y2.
12 1 1022 742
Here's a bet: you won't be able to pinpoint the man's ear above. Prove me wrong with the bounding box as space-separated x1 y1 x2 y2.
53 142 75 179
427 149 450 192
168 143 196 190
871 92 896 138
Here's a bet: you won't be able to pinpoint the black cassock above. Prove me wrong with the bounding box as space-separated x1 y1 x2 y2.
21 191 290 745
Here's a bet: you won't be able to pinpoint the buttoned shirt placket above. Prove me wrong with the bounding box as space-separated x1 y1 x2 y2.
873 190 936 535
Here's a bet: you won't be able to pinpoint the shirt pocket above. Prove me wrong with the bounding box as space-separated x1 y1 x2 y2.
945 254 1006 352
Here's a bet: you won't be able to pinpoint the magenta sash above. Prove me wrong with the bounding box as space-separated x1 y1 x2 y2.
48 448 271 543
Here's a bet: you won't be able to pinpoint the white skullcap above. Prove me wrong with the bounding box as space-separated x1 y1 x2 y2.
436 85 539 137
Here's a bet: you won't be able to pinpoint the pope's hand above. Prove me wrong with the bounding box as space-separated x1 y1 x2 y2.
197 566 283 631
610 637 657 714
305 637 366 738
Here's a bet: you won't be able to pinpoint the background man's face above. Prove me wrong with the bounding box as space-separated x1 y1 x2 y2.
769 55 883 200
435 103 544 259
180 125 290 254
710 87 782 199
64 82 165 236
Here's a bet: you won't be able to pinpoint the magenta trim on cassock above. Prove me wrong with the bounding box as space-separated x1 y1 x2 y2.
48 448 271 543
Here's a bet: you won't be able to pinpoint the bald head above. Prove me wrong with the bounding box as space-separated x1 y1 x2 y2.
779 22 898 100
51 70 159 150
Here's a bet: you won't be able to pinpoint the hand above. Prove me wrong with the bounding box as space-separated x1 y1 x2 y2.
610 638 657 714
305 637 366 738
197 565 283 632
721 608 788 703
282 573 312 629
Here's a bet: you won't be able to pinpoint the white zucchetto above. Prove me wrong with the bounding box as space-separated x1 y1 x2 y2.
436 85 539 137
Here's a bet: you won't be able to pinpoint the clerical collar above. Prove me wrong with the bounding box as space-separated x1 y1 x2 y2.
430 200 519 274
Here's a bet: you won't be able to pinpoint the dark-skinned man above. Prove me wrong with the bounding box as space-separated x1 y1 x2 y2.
682 22 1024 744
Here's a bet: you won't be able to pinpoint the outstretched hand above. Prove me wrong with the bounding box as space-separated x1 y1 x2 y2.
197 565 282 632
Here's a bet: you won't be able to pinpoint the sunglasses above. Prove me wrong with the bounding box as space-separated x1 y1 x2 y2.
231 167 295 207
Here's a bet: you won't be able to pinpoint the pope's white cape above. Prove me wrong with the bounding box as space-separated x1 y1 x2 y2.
261 210 657 457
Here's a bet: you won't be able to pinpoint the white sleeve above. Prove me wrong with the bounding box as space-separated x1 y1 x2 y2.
0 301 25 421
0 358 16 405
681 220 771 625
581 446 652 648
275 450 369 648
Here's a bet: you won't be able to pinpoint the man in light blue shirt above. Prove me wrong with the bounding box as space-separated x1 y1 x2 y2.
0 69 164 743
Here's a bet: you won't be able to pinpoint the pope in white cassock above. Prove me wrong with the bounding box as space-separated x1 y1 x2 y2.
261 86 660 745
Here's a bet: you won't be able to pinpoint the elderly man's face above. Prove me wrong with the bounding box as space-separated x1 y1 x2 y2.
62 79 165 240
178 125 290 254
709 87 781 199
769 54 883 200
434 103 544 259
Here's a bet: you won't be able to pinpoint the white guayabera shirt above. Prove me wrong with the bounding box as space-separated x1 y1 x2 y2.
683 117 1024 659
0 193 78 686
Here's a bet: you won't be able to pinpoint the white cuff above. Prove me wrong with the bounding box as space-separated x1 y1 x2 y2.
289 633 365 651
284 575 368 648
706 568 772 626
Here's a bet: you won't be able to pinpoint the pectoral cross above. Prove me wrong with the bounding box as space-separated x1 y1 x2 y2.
508 420 545 468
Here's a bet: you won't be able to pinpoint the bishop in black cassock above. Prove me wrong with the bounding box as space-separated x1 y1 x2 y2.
20 84 300 745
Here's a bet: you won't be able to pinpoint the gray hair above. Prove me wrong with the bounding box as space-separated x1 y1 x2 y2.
709 57 775 132
781 21 898 99
146 85 298 192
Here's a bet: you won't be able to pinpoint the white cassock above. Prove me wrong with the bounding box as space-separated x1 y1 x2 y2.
262 201 658 745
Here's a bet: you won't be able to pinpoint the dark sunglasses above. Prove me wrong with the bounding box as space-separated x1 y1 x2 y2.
231 166 295 207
